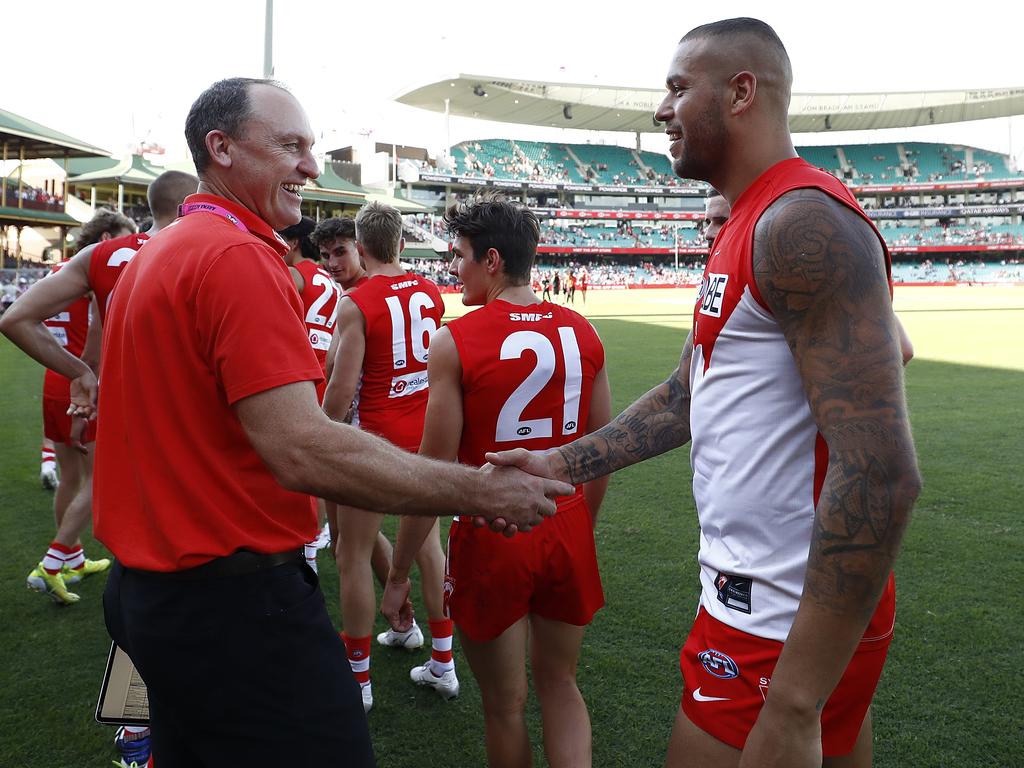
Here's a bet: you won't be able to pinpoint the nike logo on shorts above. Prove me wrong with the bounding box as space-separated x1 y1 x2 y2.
692 687 730 702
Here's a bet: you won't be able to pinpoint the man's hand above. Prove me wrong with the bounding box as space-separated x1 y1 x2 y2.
484 447 562 480
380 575 414 632
67 369 99 421
737 700 822 768
472 462 573 537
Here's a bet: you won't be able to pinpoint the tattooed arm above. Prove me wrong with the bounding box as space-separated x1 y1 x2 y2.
739 189 922 768
486 333 694 486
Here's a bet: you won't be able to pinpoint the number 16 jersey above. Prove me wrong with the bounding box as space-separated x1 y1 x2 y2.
446 299 604 473
347 272 444 451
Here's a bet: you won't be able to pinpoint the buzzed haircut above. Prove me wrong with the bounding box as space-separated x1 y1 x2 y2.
147 170 199 219
279 216 319 261
311 216 356 248
355 202 403 263
184 77 284 174
77 209 136 250
443 193 540 285
681 18 792 88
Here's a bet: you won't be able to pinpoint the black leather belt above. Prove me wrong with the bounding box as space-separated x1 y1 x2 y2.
136 549 304 580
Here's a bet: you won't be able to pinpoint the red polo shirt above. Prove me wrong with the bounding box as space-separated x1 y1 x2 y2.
94 194 323 572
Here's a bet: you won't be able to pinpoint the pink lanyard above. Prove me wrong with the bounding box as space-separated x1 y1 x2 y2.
178 201 249 233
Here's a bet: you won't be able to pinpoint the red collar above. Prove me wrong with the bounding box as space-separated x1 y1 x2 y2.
179 194 290 257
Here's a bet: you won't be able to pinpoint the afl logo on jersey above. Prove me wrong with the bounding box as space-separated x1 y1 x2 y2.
564 420 577 431
698 649 739 679
516 426 532 436
697 272 729 318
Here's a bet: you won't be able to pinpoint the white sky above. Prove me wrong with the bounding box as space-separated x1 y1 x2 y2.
4 0 1023 166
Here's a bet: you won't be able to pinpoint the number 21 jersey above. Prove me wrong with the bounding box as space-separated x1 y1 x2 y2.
447 299 604 472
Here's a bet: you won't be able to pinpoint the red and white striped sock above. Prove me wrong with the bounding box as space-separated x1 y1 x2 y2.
41 541 73 574
40 446 56 469
341 632 371 686
428 618 455 675
64 545 86 570
303 542 318 574
121 726 150 738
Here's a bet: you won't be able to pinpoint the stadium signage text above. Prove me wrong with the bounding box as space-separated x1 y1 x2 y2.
417 172 704 197
868 204 1024 220
534 208 703 222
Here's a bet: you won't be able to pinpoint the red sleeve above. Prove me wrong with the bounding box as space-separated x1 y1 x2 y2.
195 243 324 404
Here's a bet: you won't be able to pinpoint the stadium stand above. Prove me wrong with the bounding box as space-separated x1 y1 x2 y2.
441 139 1022 186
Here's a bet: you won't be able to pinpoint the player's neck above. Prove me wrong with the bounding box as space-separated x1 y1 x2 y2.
364 259 404 277
341 269 367 291
493 284 539 306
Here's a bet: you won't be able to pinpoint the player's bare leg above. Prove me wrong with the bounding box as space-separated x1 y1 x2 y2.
326 499 339 555
415 519 445 618
333 504 393 588
371 530 394 588
337 505 386 708
337 505 387 635
460 618 532 768
53 469 93 549
664 703 740 768
406 519 458 697
529 615 591 768
52 442 86 529
823 711 872 768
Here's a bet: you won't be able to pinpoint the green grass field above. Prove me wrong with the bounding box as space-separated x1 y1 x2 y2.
1 285 1022 767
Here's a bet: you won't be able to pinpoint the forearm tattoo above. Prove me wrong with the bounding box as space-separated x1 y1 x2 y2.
559 343 693 486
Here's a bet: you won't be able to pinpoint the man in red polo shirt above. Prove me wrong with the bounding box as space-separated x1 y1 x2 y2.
94 77 571 767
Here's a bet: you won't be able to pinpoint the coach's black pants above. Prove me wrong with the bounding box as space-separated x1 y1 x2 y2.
104 559 375 767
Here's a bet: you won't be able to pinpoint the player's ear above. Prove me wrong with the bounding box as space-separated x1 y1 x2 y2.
205 130 233 170
485 247 502 275
729 71 756 116
398 237 405 255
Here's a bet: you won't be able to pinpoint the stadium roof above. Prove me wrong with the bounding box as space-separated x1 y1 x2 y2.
67 154 162 185
0 107 109 159
396 76 1024 134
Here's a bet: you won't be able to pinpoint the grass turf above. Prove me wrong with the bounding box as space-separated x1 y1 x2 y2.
0 285 1021 766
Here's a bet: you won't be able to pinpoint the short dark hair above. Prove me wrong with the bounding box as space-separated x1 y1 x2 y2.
681 17 786 49
311 216 356 248
184 77 282 173
443 193 539 284
680 18 790 76
278 216 318 261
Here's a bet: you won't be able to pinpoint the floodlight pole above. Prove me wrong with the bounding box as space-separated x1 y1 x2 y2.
263 0 274 78
444 98 451 161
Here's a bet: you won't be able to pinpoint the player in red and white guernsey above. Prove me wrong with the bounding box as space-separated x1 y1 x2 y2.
278 216 341 571
1 176 196 611
489 19 921 768
312 216 398 600
322 201 451 712
3 209 131 603
381 195 611 768
280 216 340 403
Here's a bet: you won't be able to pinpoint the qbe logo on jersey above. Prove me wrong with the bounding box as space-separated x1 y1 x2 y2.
696 272 729 318
389 371 429 399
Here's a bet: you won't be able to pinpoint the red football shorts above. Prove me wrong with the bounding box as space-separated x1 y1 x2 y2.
679 573 896 757
443 494 604 643
42 396 97 445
